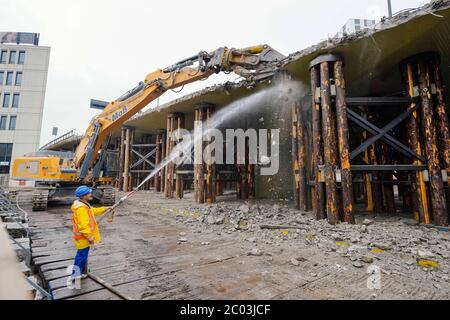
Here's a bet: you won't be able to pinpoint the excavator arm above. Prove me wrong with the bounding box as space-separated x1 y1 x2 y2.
73 45 285 180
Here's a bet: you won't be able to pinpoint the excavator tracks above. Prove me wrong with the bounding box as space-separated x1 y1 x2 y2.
32 188 49 212
99 187 116 206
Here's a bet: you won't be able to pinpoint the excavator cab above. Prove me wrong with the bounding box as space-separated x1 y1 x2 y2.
12 151 77 183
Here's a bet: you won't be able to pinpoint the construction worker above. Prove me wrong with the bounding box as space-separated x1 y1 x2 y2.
70 185 110 280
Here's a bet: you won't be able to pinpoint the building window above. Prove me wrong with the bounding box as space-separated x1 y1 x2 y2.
0 115 7 130
0 143 13 174
355 19 361 25
12 94 19 108
2 93 10 108
0 71 4 85
0 51 6 64
18 51 25 65
9 115 16 130
6 72 13 86
15 72 22 86
9 51 16 64
355 25 361 31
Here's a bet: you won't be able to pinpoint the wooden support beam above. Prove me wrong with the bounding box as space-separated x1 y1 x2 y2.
291 104 300 209
320 61 340 224
248 163 255 199
432 59 450 210
292 102 308 211
205 106 216 204
334 60 354 223
176 172 184 200
194 107 205 203
418 61 448 226
194 108 199 202
165 116 174 198
310 65 326 220
155 131 163 192
165 113 184 199
118 128 126 191
160 131 166 193
297 103 307 211
242 137 250 200
122 127 133 192
129 129 135 190
402 62 429 224
361 115 374 213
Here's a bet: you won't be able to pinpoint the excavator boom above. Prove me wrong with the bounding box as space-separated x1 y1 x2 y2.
11 44 284 211
74 45 285 179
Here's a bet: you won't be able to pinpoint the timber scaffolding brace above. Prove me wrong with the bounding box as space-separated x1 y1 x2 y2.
301 53 449 226
116 52 449 228
118 126 156 192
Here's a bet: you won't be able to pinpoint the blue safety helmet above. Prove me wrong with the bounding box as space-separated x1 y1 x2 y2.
75 185 92 198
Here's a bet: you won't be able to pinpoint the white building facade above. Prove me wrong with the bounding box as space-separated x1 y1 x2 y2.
0 32 50 187
336 19 377 38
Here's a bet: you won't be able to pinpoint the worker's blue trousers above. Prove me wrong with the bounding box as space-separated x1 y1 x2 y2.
73 247 90 276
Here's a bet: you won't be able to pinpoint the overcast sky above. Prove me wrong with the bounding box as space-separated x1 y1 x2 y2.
0 0 425 145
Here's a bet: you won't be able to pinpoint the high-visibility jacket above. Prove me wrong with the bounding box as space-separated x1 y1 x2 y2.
71 200 107 250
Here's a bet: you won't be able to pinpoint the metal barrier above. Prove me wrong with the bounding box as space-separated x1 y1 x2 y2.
0 186 53 300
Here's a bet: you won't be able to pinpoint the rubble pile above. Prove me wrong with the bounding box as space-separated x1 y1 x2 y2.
171 200 450 284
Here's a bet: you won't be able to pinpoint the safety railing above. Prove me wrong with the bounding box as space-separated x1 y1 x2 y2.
39 129 76 150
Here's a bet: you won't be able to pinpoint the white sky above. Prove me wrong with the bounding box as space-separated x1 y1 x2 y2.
0 0 426 145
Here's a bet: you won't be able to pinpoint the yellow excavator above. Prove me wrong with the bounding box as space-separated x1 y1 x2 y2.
11 45 285 211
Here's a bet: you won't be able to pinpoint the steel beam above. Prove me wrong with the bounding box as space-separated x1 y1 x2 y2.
349 104 419 161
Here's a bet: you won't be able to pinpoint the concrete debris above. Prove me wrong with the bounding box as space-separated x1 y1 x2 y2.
291 258 300 266
238 204 250 214
179 200 449 279
248 248 263 256
361 256 374 264
417 250 437 260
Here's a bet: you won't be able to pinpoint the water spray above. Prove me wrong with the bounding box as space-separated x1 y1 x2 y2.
98 79 303 225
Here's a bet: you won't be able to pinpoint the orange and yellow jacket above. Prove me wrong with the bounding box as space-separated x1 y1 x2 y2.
71 200 107 250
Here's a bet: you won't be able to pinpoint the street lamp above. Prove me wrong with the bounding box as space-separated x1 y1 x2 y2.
387 0 393 17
